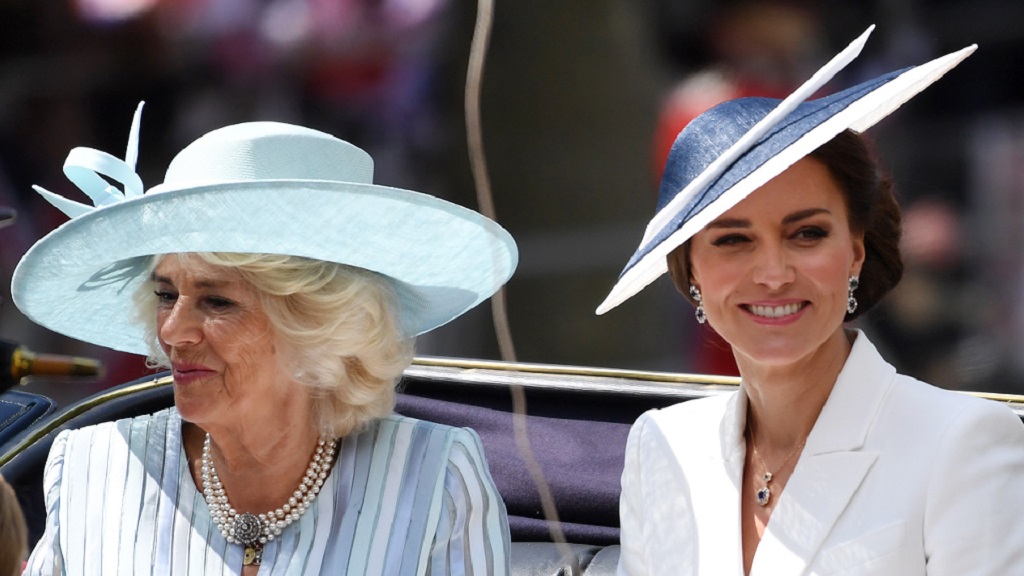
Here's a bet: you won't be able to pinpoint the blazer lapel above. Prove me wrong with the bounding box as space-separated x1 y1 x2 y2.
691 390 748 574
655 390 749 574
750 331 895 576
752 451 878 575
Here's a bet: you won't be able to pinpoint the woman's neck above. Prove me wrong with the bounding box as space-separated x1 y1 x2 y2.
183 402 324 514
737 328 855 449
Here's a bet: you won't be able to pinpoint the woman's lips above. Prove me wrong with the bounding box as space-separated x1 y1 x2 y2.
741 301 808 324
171 364 215 385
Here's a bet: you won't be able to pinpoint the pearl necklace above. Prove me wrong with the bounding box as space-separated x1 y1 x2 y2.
201 433 337 566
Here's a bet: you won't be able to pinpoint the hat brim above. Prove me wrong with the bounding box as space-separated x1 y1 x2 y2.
12 180 517 354
596 43 975 315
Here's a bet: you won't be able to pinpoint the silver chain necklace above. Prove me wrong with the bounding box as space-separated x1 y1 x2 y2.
201 433 337 566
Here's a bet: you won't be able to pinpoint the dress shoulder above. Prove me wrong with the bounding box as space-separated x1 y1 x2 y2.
59 406 178 442
377 412 489 452
889 371 1023 430
636 391 735 436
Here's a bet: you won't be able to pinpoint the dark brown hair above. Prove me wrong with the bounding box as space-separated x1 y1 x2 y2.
668 129 903 321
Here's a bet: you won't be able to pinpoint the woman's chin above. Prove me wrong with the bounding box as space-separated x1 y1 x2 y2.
172 401 204 425
732 337 821 368
730 326 849 371
172 387 218 425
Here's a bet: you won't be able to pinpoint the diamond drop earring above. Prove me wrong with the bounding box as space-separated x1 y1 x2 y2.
689 285 707 324
847 276 860 314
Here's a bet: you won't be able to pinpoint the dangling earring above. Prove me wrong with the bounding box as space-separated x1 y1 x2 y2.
847 276 859 314
689 285 707 324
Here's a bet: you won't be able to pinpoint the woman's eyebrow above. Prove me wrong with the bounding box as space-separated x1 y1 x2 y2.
706 207 831 230
149 273 229 289
782 207 830 225
706 218 750 229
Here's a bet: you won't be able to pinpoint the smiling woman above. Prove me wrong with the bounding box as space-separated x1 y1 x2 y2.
12 111 518 574
149 256 293 430
599 27 1024 576
680 154 865 368
138 253 410 439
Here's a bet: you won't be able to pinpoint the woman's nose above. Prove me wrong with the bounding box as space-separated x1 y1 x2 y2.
752 243 794 290
157 300 202 347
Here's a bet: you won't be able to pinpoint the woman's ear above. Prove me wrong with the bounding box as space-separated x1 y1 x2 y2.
850 230 866 278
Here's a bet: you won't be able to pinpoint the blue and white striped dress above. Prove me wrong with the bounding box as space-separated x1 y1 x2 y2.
23 408 510 575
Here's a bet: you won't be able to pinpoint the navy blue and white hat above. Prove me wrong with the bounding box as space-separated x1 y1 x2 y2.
597 26 974 314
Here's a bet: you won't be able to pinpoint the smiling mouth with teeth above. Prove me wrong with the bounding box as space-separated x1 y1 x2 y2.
746 303 806 318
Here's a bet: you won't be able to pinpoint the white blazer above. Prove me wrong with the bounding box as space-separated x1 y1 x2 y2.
618 332 1024 576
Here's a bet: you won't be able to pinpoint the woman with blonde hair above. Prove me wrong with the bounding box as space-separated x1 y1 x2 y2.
14 111 517 574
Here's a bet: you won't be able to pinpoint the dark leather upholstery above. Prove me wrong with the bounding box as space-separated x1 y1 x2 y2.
0 389 55 454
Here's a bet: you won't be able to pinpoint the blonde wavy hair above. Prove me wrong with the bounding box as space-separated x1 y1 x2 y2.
133 253 415 437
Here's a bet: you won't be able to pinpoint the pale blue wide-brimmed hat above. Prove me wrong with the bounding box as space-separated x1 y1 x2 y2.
597 26 975 314
12 107 518 355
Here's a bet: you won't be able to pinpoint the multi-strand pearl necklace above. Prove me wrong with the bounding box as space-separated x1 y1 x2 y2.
201 433 337 566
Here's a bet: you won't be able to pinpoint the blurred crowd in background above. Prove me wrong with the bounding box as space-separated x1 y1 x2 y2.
3 0 1024 405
